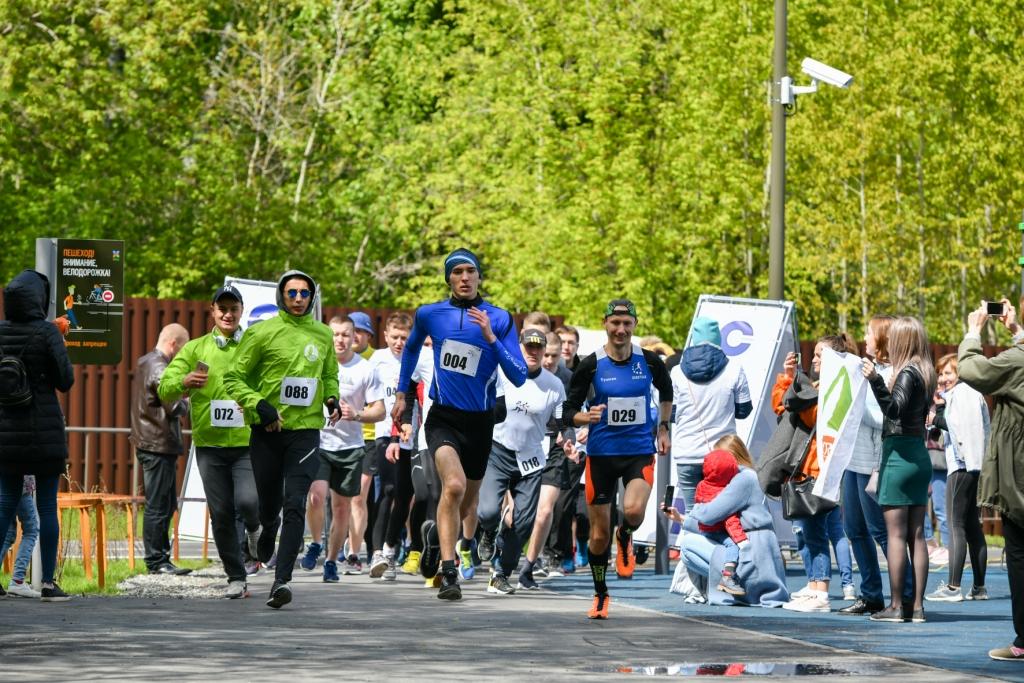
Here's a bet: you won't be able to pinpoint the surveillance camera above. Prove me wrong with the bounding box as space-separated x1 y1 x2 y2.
801 58 853 89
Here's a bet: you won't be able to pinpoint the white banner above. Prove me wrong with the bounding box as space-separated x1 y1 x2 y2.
812 348 867 502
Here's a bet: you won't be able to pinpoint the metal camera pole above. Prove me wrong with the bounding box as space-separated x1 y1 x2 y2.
769 0 787 301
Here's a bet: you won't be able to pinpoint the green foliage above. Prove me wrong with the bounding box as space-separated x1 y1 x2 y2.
2 0 1023 345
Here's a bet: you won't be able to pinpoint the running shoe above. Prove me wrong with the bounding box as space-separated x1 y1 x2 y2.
41 583 71 602
966 585 989 601
925 581 963 602
517 570 539 591
843 583 857 601
266 551 278 569
419 520 441 579
402 550 422 575
487 573 516 595
989 645 1024 661
341 554 363 575
575 543 589 568
928 546 949 567
588 593 611 619
437 571 462 601
478 529 497 563
634 544 649 565
0 583 5 597
244 560 261 576
7 581 41 599
533 556 550 578
545 564 564 578
246 525 261 560
300 542 322 571
323 560 340 583
458 539 476 580
425 575 442 588
266 581 292 609
256 519 280 563
782 591 830 613
225 580 249 599
717 574 746 596
369 550 388 579
383 556 398 582
615 526 634 579
561 558 576 575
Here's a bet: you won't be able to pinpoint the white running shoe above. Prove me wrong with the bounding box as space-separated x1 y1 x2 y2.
782 591 831 613
7 581 41 599
368 550 388 579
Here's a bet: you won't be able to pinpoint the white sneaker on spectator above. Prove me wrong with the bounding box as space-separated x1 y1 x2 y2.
790 585 815 599
7 581 41 598
928 546 949 567
783 591 831 613
843 584 857 601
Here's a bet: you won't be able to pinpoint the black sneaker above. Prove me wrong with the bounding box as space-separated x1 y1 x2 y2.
487 573 516 595
41 583 71 602
256 518 280 564
478 529 497 563
838 598 885 615
868 605 905 622
419 520 441 579
437 571 462 601
266 581 292 609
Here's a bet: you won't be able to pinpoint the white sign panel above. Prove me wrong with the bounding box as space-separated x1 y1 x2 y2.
813 348 867 502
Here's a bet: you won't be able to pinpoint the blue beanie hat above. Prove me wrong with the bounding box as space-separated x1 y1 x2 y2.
689 317 721 347
444 248 482 284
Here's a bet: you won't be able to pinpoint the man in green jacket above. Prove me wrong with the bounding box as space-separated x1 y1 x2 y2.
159 285 258 599
958 298 1024 662
224 271 340 608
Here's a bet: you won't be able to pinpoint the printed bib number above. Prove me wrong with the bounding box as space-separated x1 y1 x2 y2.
517 450 546 477
439 339 482 377
280 377 317 407
607 396 645 426
210 400 244 428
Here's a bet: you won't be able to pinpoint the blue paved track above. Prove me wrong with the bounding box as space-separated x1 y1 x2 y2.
545 562 1022 681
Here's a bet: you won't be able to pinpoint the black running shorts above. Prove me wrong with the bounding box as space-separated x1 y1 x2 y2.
584 455 655 506
541 444 570 490
425 404 495 481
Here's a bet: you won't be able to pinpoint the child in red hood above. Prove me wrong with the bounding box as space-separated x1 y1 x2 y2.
695 449 750 596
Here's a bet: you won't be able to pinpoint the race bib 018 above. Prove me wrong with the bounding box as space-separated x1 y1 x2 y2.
280 377 318 407
439 339 482 377
607 396 645 426
210 400 244 428
517 450 546 477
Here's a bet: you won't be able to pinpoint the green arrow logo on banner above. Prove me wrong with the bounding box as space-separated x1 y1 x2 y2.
823 365 853 431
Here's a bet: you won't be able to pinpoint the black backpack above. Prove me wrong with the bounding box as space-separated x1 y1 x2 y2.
0 328 40 407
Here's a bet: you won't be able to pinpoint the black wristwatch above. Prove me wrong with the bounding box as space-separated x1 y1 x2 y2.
658 420 671 431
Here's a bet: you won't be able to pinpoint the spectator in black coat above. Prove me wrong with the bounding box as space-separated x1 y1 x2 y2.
0 269 75 600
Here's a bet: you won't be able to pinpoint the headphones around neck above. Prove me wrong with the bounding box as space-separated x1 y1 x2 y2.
214 328 243 349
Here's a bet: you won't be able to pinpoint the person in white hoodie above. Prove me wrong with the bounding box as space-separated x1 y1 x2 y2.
925 353 989 602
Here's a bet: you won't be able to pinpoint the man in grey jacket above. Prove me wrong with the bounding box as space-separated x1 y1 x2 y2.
130 323 191 575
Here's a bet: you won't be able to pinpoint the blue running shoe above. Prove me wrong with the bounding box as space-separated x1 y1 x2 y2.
323 559 340 583
300 542 322 571
561 558 576 575
575 542 589 568
458 539 476 580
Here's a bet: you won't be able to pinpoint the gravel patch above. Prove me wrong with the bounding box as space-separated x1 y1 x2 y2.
116 565 230 599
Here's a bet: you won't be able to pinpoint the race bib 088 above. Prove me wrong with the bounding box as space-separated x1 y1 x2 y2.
280 377 318 407
439 339 482 377
607 396 645 426
210 400 244 428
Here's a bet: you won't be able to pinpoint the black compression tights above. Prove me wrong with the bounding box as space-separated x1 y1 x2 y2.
883 504 928 610
946 470 987 589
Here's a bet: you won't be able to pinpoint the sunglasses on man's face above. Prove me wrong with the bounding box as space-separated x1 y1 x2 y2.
287 289 312 299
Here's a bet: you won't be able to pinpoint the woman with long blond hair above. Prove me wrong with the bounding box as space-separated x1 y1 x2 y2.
861 316 935 623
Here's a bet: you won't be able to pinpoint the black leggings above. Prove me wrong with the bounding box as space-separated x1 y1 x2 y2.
372 440 414 551
946 469 987 589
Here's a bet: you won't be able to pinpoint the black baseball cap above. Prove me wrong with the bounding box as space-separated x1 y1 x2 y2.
212 285 243 305
604 298 637 319
521 328 547 347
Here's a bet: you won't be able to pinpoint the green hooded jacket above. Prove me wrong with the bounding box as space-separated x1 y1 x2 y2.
958 335 1024 526
159 328 249 448
223 270 339 431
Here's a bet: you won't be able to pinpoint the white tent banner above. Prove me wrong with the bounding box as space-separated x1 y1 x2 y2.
812 348 867 502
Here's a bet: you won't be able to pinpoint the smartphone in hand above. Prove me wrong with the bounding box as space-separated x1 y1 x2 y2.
195 360 210 373
661 485 675 511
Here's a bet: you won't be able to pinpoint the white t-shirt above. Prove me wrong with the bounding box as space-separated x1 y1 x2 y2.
320 354 384 451
492 368 565 471
411 347 435 452
670 362 751 465
369 348 411 447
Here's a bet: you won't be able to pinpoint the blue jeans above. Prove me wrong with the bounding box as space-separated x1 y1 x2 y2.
675 463 704 513
703 531 739 566
924 470 948 546
0 490 40 583
841 470 913 603
798 506 853 587
0 474 59 583
793 511 831 582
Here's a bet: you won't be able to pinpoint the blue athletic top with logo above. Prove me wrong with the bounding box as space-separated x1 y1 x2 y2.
397 295 527 412
564 343 672 457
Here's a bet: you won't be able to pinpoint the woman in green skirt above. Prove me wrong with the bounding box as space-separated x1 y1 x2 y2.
861 316 936 624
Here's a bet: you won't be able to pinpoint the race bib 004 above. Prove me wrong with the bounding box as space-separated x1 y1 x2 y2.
280 377 317 407
210 400 244 428
439 339 482 377
607 396 645 426
517 450 546 477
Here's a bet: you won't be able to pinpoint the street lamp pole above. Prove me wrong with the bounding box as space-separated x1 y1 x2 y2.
769 0 787 301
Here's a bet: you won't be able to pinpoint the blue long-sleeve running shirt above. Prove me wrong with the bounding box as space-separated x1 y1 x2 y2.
397 296 528 412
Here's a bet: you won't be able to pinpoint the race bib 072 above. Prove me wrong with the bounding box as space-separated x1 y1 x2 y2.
210 400 244 428
607 396 645 426
280 377 318 407
439 339 482 377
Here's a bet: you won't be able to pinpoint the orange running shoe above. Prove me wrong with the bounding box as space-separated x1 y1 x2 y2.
588 593 611 619
615 527 634 579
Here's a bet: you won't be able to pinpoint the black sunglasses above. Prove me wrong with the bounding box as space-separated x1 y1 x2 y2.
287 288 312 299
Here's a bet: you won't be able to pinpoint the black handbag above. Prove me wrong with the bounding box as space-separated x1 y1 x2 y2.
780 427 837 520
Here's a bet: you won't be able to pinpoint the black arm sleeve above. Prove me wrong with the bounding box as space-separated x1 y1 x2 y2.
401 382 418 425
494 395 507 423
643 349 672 403
931 404 948 431
562 353 598 427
